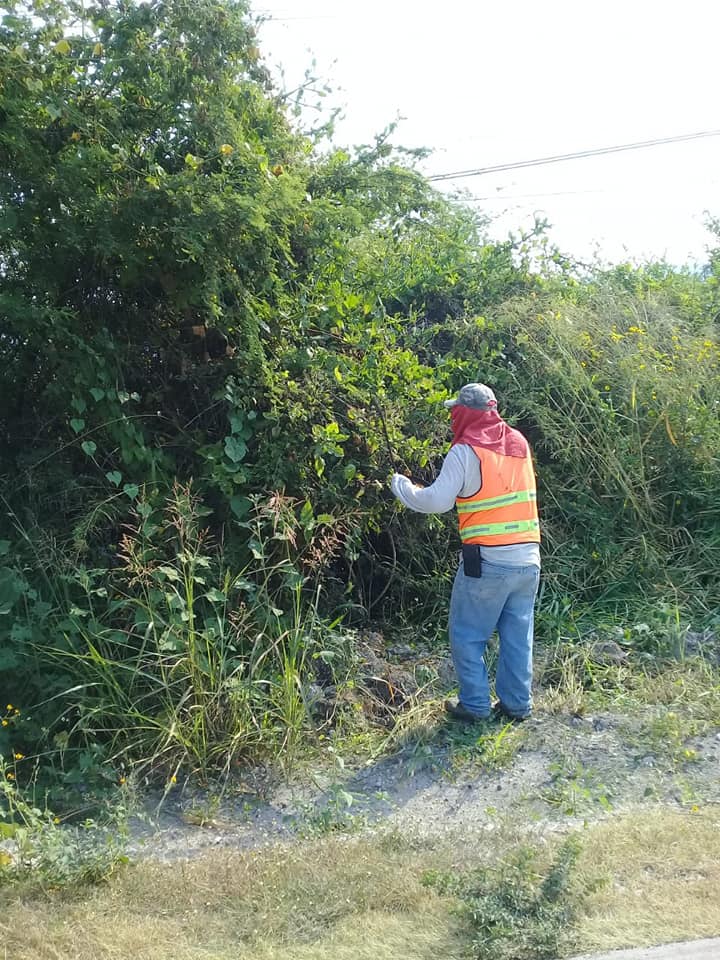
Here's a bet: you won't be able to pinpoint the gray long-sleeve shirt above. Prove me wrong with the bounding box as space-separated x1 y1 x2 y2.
390 444 541 567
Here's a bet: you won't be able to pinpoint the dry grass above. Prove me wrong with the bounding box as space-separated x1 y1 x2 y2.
2 808 720 959
577 806 720 951
0 833 468 960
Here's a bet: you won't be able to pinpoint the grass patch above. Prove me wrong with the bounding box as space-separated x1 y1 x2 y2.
577 806 720 951
0 832 469 960
3 807 720 959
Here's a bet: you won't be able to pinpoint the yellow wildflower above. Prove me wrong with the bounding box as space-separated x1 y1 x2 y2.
14 753 23 760
219 143 234 156
6 772 15 781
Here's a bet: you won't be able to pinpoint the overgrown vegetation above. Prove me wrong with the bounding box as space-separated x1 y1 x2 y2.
1 0 719 820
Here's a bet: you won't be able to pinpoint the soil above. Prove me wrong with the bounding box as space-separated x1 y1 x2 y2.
125 644 720 863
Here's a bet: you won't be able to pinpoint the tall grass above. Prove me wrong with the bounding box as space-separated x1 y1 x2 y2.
7 487 350 794
491 289 720 607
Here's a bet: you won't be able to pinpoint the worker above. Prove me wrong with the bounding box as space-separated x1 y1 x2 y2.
390 383 540 722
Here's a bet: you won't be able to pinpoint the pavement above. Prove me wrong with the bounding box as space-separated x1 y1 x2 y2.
572 939 720 960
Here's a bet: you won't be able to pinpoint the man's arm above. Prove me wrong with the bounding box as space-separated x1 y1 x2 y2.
390 446 468 514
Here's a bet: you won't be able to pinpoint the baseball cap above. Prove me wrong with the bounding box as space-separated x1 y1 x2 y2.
443 383 498 411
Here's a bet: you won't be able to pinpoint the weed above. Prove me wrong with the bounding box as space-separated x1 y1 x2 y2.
424 836 589 960
299 783 368 837
0 759 128 890
541 757 613 816
633 709 701 767
445 720 526 776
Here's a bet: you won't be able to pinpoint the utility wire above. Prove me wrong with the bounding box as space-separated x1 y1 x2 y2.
466 178 720 202
428 128 720 182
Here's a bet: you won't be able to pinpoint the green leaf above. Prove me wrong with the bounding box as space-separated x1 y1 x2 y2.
224 436 247 463
300 500 314 528
106 471 122 487
230 495 251 519
205 588 226 603
0 541 10 556
123 483 139 499
70 418 85 434
81 440 97 456
54 38 71 54
90 388 105 401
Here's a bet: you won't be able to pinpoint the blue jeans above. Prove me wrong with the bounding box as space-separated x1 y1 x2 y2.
449 560 540 718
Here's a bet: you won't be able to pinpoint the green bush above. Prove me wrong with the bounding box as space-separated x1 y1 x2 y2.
1 0 719 794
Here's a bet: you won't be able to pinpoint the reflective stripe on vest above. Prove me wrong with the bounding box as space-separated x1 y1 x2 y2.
460 518 540 541
456 445 540 546
456 489 537 514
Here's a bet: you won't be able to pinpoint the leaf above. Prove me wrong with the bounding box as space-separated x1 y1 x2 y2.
90 388 105 401
92 42 104 56
54 38 71 54
81 440 97 456
224 436 247 463
0 541 10 556
300 500 314 528
123 483 139 499
70 418 85 433
205 588 226 603
230 495 251 519
664 415 677 446
105 471 122 487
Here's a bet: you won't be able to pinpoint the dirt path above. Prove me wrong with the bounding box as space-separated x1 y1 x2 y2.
127 703 720 861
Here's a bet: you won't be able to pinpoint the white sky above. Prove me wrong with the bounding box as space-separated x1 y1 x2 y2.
257 0 720 265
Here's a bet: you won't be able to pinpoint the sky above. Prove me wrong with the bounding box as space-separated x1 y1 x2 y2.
256 0 720 265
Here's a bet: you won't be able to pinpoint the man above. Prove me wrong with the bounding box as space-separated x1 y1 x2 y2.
390 383 540 722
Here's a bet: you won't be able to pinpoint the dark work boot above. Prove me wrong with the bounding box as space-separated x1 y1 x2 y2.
444 699 490 723
492 700 531 723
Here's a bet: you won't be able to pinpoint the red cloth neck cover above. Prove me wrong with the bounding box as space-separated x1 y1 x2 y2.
450 406 529 458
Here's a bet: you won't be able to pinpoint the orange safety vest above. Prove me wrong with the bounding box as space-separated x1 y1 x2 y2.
456 446 540 546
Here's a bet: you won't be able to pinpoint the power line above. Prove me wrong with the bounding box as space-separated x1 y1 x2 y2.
427 129 720 182
465 177 720 202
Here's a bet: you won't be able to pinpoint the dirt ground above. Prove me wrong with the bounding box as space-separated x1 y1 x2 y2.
126 648 720 862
